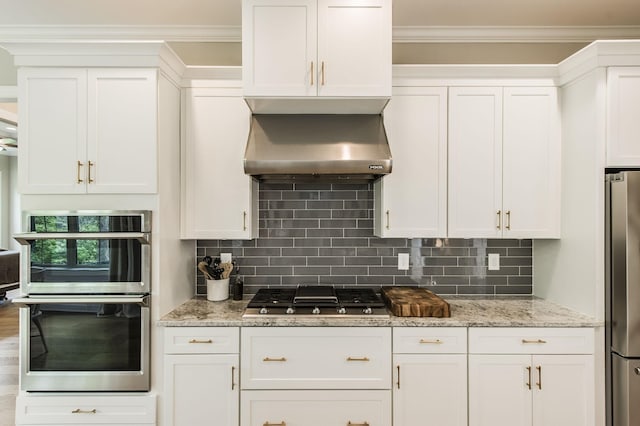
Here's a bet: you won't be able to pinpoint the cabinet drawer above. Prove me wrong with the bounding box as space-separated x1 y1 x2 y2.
241 327 391 389
164 327 239 354
241 390 391 426
15 394 156 425
393 327 467 354
468 327 594 354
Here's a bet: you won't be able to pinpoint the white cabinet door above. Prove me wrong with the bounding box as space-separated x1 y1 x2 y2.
181 88 258 239
317 0 391 97
607 67 640 167
448 86 560 238
375 87 447 238
164 354 239 426
448 87 503 238
531 355 595 426
87 69 158 193
242 0 390 99
18 68 158 195
241 390 391 426
18 68 88 194
503 87 560 238
469 354 532 426
242 0 317 97
393 354 467 426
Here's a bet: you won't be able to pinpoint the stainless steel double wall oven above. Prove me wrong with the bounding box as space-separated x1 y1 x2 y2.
13 210 151 392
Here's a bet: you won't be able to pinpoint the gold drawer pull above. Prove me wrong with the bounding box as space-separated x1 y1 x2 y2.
526 366 532 389
348 422 370 426
521 339 547 344
76 161 84 183
72 408 97 414
264 422 286 426
263 357 287 362
536 365 542 390
189 339 212 344
347 356 370 362
88 160 95 183
419 339 443 344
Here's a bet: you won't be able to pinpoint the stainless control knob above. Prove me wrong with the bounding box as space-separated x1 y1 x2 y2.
312 307 321 315
337 307 347 315
259 307 269 315
286 307 295 315
362 307 373 315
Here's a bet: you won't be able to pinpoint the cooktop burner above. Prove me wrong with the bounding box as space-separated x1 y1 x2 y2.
243 286 389 318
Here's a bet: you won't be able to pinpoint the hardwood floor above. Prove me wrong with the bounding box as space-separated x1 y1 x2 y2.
0 298 18 426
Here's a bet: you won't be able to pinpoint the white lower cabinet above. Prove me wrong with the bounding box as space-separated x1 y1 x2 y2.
241 390 391 426
14 393 156 425
240 327 391 426
393 328 468 426
468 328 595 426
163 327 240 426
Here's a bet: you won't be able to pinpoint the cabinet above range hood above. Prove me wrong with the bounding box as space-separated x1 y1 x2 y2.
244 114 392 181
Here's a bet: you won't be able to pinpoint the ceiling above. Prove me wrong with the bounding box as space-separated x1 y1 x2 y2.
0 0 638 28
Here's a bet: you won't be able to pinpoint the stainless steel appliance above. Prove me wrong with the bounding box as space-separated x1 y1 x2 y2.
606 171 640 426
13 211 152 392
243 285 389 318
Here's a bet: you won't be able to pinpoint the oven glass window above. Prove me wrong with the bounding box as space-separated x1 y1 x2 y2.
28 303 142 371
28 215 143 283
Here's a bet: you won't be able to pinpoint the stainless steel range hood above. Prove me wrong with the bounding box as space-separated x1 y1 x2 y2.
244 114 392 181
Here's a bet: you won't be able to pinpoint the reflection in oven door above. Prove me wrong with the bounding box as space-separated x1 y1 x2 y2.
15 295 150 392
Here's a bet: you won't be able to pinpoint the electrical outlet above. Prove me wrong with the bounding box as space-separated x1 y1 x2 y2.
220 253 232 263
488 253 500 271
398 253 410 270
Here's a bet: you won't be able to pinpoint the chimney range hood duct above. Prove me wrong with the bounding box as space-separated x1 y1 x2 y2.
244 114 392 181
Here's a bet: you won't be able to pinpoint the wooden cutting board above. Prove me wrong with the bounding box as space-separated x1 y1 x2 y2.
381 286 451 318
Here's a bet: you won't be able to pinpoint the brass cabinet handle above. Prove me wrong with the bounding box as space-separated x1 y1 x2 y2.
496 210 501 230
536 365 542 390
506 210 511 230
72 408 97 414
522 339 547 344
396 365 400 389
188 339 212 344
321 61 325 85
526 366 532 390
419 339 443 344
76 161 84 183
347 422 370 426
231 366 236 390
310 61 314 86
88 160 95 183
347 356 370 362
264 422 286 426
386 210 390 230
243 211 247 231
263 357 287 362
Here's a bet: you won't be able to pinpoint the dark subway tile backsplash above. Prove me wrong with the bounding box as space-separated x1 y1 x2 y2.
195 182 533 296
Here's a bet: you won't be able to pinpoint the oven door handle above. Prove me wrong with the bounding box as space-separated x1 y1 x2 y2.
12 295 149 307
14 232 150 245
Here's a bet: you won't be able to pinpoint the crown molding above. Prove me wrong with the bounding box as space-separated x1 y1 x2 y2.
0 25 242 43
393 25 640 43
1 24 640 44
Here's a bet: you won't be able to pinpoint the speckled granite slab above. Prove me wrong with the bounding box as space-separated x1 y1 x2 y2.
157 296 601 328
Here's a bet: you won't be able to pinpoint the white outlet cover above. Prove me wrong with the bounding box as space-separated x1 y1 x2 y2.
398 253 410 270
488 253 500 271
220 253 232 263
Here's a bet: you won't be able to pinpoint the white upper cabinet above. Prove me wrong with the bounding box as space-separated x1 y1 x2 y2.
448 86 560 238
181 87 258 240
606 67 640 167
242 0 391 111
18 67 158 194
375 87 448 238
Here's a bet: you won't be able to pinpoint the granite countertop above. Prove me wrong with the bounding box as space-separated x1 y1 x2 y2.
157 296 601 328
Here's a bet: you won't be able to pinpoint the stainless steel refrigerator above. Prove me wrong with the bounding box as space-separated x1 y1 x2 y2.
606 170 640 426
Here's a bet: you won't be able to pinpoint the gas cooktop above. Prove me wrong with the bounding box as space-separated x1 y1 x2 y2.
242 285 390 318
